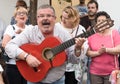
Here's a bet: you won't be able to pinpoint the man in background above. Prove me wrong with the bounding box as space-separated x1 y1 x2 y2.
80 0 98 31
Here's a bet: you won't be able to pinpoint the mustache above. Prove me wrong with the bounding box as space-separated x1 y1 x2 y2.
42 21 50 25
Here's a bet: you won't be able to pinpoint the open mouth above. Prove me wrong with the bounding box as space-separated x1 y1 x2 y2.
42 22 50 25
42 20 50 26
20 17 25 21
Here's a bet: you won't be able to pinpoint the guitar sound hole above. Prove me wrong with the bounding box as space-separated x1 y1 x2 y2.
44 49 54 60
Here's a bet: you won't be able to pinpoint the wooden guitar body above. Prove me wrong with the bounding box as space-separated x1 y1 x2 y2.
16 36 67 82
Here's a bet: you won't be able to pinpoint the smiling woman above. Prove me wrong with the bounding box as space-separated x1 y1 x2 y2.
10 0 30 25
1 6 32 84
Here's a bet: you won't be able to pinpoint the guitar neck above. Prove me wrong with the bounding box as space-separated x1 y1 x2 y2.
52 28 95 55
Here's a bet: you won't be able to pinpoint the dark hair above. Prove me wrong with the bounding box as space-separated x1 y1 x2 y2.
16 0 27 9
87 0 99 9
95 11 111 22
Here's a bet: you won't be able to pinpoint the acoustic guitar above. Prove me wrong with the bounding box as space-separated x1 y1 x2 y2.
16 19 114 82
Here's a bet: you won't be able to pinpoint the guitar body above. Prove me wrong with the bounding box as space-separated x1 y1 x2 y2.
16 36 67 82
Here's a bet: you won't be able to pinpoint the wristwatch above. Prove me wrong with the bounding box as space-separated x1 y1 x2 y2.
24 53 29 60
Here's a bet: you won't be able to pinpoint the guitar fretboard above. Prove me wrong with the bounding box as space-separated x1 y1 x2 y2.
51 28 95 55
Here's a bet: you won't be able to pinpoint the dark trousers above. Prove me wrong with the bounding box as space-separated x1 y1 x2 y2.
90 73 110 84
65 71 77 84
5 64 27 84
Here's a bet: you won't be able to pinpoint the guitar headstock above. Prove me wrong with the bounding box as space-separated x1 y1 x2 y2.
94 19 114 32
75 19 114 38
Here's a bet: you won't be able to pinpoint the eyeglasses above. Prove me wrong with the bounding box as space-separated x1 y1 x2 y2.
37 14 55 18
16 12 27 15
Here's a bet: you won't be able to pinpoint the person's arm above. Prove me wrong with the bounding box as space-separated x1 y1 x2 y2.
106 30 120 55
86 48 100 57
2 25 15 48
0 73 4 84
0 65 4 84
106 45 120 55
17 52 41 68
2 34 11 48
86 45 106 57
5 27 41 68
74 37 86 57
87 45 120 57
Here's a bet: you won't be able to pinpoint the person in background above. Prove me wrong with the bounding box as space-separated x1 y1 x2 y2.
86 11 120 84
2 6 31 84
0 70 4 84
56 6 88 84
74 0 88 18
10 0 30 25
0 18 6 48
79 1 99 84
80 0 98 31
0 52 9 84
5 4 85 84
117 27 120 67
0 64 4 84
0 56 5 84
0 18 7 84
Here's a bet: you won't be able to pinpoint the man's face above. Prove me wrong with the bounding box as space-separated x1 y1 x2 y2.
37 8 56 34
87 3 98 16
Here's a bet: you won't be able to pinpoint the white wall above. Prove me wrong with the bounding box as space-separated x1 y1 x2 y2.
0 0 49 26
0 0 17 25
97 0 120 29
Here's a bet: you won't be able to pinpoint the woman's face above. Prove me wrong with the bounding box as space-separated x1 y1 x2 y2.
97 15 107 24
15 8 28 24
96 15 110 32
61 11 74 28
